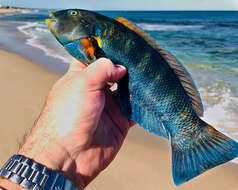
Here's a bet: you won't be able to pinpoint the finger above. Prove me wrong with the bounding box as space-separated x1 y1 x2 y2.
107 82 115 87
68 59 87 73
109 83 118 92
85 58 127 90
104 88 130 137
129 120 137 127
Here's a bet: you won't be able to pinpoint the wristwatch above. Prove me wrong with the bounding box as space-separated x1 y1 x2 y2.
0 154 77 190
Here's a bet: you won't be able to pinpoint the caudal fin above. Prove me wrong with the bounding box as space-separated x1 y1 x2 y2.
171 123 238 186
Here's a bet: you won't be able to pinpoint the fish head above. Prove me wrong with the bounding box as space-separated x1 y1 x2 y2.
46 9 108 64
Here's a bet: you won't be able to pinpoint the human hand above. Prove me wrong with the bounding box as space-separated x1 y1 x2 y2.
18 58 132 189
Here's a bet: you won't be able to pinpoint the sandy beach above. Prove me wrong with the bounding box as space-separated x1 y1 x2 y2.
0 48 60 161
0 8 21 13
0 48 238 190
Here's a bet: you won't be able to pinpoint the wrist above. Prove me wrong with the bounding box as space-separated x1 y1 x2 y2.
0 155 80 190
18 121 86 190
0 177 25 190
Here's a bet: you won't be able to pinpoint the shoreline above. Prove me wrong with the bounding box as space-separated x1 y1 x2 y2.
0 8 22 13
1 47 238 190
0 21 69 74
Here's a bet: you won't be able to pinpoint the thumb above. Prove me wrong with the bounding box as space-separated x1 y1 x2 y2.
85 58 127 90
68 59 87 73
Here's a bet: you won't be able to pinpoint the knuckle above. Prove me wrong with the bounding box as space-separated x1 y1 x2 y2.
96 58 114 68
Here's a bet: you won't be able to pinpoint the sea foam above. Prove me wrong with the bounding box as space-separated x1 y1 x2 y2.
17 21 72 64
201 86 238 164
137 23 204 31
19 9 39 14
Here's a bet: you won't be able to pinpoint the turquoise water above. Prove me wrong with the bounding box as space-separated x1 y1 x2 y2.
0 10 238 161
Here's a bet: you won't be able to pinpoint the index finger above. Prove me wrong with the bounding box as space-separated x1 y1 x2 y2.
68 59 87 72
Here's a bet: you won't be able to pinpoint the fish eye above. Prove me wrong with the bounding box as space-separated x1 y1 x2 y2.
70 10 79 16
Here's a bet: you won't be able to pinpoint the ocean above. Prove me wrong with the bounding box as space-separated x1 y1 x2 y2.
0 9 238 162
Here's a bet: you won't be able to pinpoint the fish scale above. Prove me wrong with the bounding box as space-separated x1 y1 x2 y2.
46 9 238 186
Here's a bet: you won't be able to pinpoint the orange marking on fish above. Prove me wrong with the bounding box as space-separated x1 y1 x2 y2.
49 13 55 18
81 38 95 60
103 30 107 36
87 47 95 59
81 38 91 47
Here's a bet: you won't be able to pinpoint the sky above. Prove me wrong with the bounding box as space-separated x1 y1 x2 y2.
1 0 238 10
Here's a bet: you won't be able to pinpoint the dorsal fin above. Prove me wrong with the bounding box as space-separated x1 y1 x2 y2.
114 17 204 116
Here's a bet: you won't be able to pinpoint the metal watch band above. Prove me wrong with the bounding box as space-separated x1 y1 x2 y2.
0 154 77 190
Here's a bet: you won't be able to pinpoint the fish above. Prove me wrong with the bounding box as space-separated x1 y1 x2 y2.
45 9 238 185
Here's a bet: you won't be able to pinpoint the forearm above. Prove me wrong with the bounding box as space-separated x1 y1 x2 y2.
0 119 85 190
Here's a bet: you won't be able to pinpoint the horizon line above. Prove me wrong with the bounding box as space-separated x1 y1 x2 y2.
1 5 238 11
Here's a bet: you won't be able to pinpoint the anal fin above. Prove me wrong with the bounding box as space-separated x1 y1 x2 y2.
130 101 169 139
117 75 169 139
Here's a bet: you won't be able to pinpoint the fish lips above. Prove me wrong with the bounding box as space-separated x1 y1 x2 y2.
45 18 90 47
45 18 71 46
45 18 57 35
45 12 57 27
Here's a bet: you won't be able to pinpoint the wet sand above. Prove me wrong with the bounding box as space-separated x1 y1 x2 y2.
0 48 238 190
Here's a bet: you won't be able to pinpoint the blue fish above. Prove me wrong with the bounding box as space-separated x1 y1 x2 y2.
46 9 238 185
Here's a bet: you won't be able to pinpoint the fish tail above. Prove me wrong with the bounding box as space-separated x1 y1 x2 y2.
171 121 238 186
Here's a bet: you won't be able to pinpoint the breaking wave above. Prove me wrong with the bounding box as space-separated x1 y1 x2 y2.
17 21 72 63
136 23 204 31
200 86 238 164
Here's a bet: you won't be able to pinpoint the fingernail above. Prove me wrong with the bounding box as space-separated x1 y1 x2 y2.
116 65 127 71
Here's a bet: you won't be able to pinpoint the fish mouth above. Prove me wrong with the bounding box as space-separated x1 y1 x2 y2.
45 18 53 28
45 13 57 31
45 12 88 45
